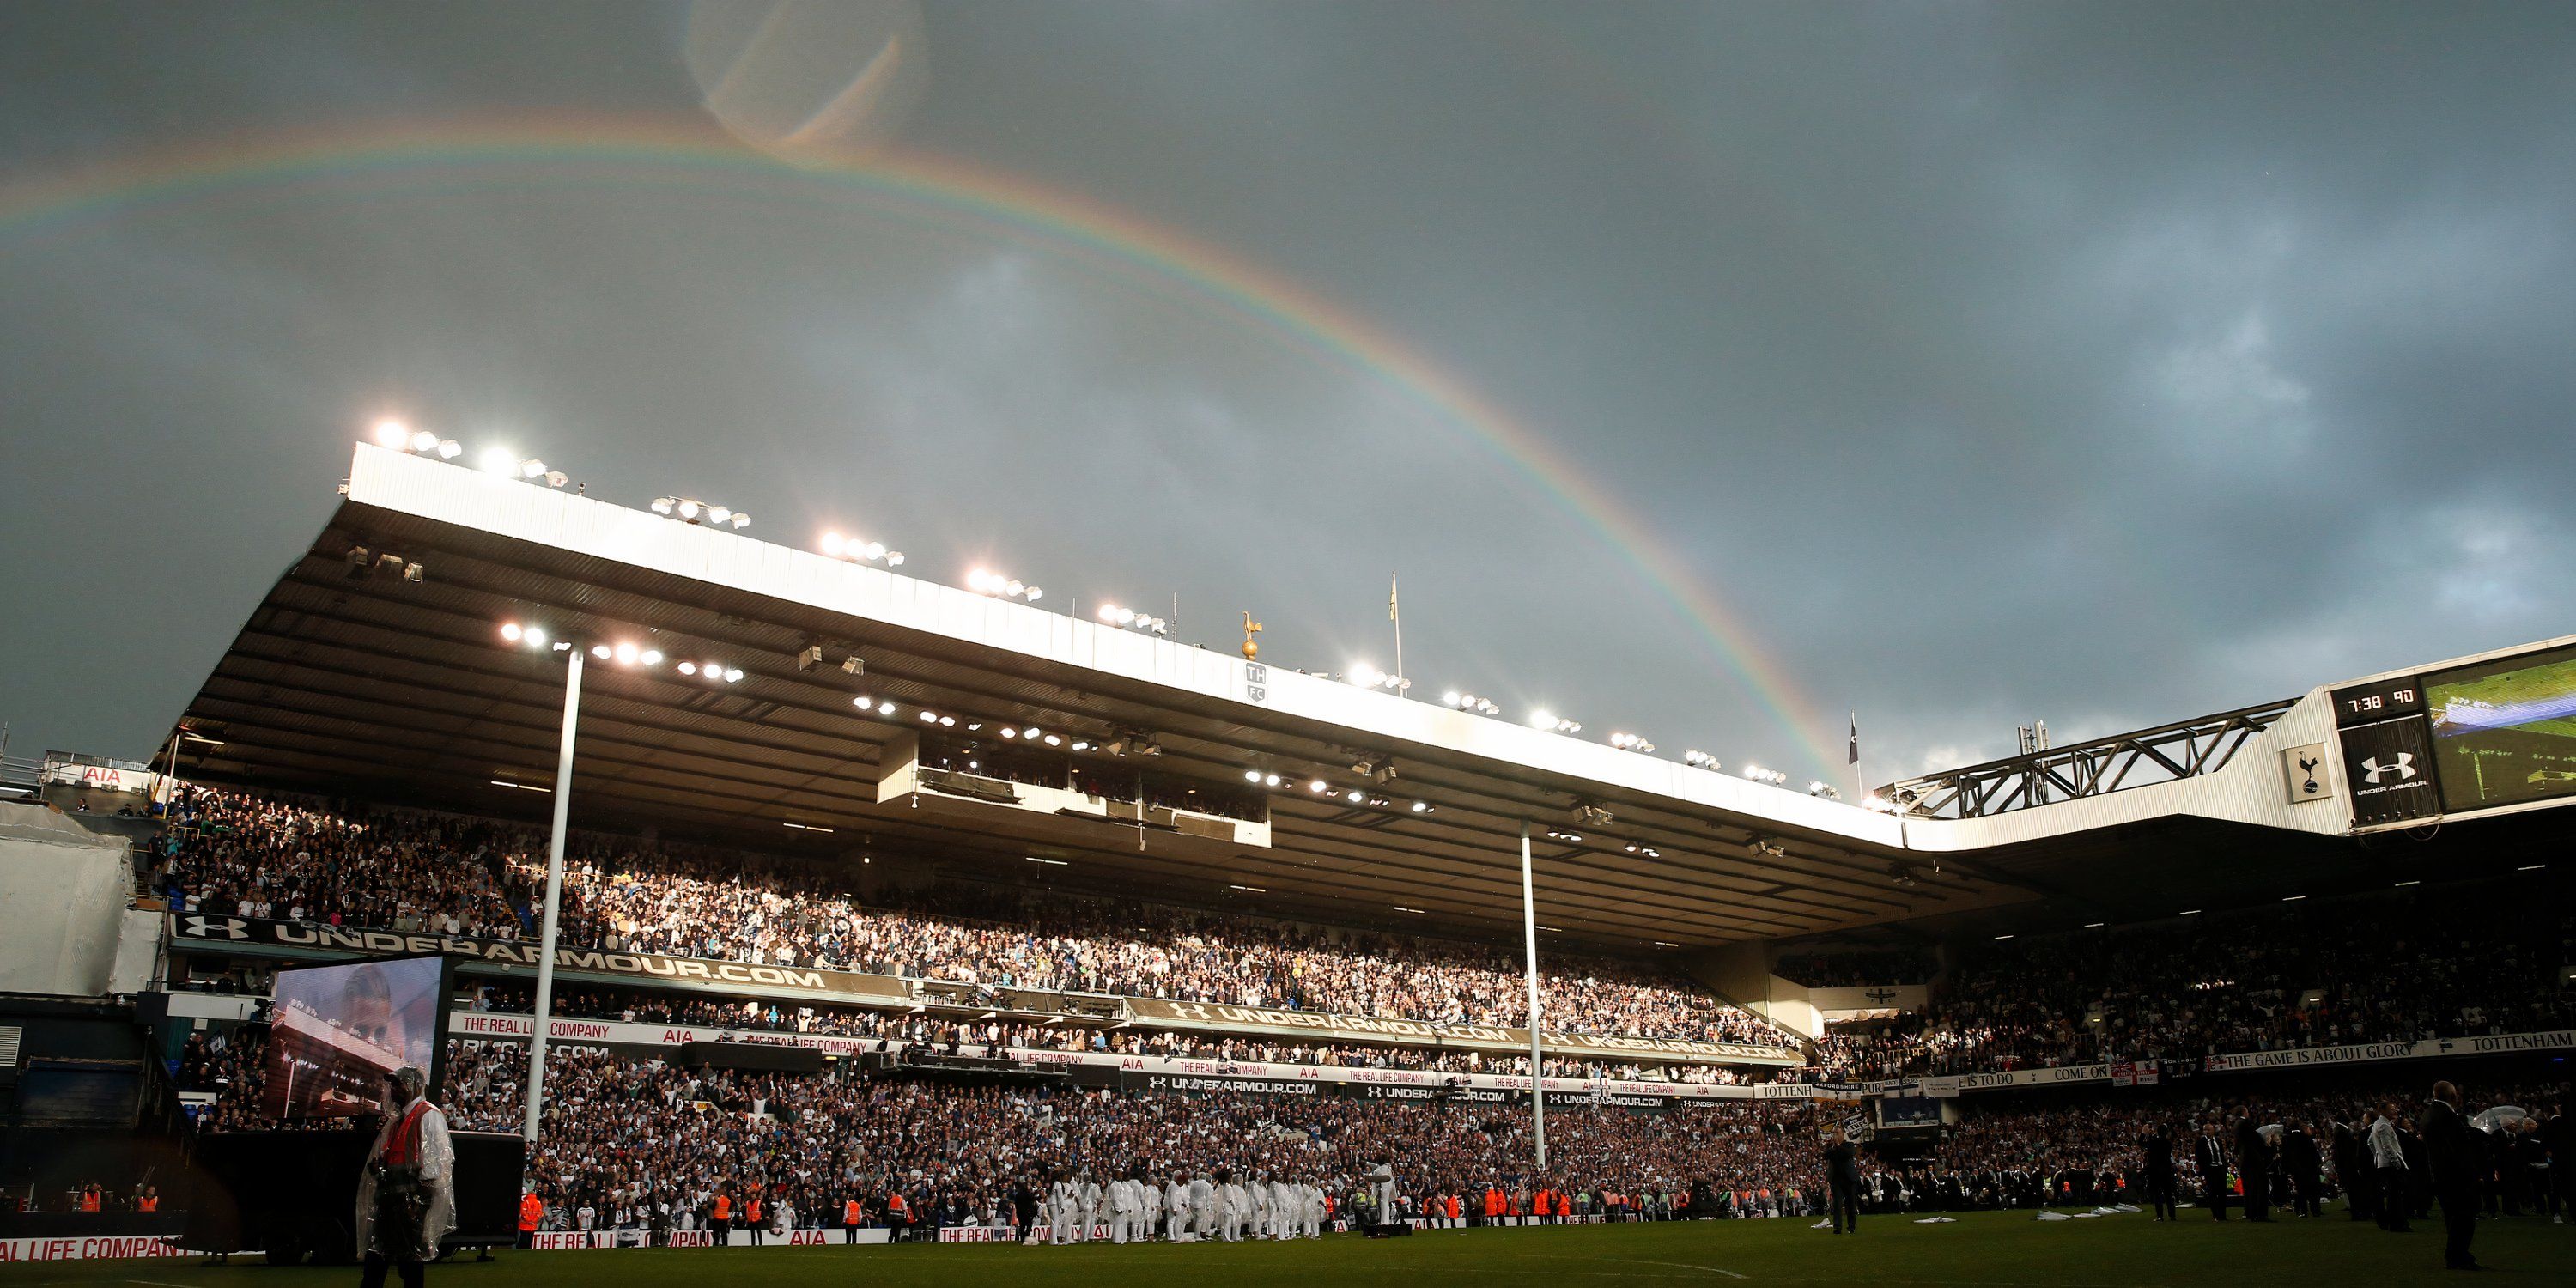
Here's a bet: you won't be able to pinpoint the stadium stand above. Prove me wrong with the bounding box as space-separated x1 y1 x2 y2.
155 785 1798 1048
1806 886 2576 1081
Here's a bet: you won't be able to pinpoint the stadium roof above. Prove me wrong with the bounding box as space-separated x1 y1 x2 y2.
162 446 2561 953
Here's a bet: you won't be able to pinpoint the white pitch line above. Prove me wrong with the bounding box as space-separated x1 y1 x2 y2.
1609 1257 1750 1279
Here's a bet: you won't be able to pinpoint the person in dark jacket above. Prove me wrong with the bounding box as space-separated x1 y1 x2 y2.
2335 1117 2377 1223
1822 1133 1861 1234
2420 1082 2482 1272
2281 1118 2323 1218
2142 1124 2178 1221
2235 1110 2273 1223
2195 1118 2231 1221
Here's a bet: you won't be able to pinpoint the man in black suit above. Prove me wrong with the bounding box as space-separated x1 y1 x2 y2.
2281 1117 2323 1218
1822 1131 1861 1234
2235 1109 2273 1222
2196 1118 2231 1220
2334 1116 2376 1223
2143 1123 2178 1221
2421 1082 2483 1272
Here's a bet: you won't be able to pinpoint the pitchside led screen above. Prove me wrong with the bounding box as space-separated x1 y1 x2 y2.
2426 641 2576 814
261 954 449 1120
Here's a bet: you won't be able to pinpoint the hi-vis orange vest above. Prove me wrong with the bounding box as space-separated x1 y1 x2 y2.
888 1193 908 1218
137 1194 161 1213
844 1200 861 1224
1484 1188 1504 1216
746 1199 762 1224
713 1195 732 1222
519 1194 544 1231
1443 1194 1461 1219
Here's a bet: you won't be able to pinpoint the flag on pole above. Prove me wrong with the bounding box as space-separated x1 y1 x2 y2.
1848 713 1860 766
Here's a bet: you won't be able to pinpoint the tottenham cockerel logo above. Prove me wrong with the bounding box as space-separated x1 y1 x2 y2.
2360 754 2416 784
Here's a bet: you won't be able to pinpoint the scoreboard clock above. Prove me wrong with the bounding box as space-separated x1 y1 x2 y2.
2331 676 2425 727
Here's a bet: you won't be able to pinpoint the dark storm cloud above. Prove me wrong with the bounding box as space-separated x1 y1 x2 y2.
2 1 2570 786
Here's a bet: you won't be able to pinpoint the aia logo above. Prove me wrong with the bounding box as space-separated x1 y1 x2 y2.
2360 753 2416 784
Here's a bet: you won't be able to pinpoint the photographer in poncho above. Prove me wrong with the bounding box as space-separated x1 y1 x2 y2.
355 1066 454 1288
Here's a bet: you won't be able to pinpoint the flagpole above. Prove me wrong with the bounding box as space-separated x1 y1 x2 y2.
1850 711 1863 801
1390 573 1406 696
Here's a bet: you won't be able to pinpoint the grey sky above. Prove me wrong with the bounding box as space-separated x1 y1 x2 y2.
3 2 2571 786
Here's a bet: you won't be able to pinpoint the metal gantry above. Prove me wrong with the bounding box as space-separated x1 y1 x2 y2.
1881 699 2295 819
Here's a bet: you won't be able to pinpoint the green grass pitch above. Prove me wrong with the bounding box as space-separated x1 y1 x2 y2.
9 1208 2574 1288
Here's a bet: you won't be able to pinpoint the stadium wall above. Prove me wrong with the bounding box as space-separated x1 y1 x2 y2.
0 805 132 997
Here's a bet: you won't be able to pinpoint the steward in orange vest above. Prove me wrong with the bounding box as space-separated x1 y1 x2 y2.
518 1192 544 1248
711 1191 732 1243
744 1196 765 1247
843 1198 863 1242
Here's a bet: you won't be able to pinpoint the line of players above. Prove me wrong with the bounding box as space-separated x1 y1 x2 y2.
1029 1168 1339 1243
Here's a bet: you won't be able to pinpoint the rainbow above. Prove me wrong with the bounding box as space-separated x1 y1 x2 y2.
0 115 1844 776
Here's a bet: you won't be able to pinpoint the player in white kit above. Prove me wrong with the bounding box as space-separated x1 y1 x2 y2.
1048 1171 1078 1245
1189 1171 1216 1237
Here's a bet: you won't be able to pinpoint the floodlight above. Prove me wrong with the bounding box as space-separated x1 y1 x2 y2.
820 533 846 556
373 419 410 447
722 667 743 683
679 662 698 676
520 459 547 479
612 642 638 664
435 440 461 459
1309 780 1329 793
652 497 676 515
409 430 440 453
591 644 611 659
522 627 545 647
500 623 522 641
639 649 662 665
878 702 895 716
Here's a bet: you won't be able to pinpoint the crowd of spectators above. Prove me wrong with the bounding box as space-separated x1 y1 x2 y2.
155 786 1796 1048
154 785 2572 1091
468 981 1759 1084
437 1040 1818 1233
1807 886 2575 1079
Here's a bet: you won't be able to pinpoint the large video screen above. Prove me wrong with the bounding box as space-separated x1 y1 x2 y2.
261 955 448 1119
2426 641 2576 814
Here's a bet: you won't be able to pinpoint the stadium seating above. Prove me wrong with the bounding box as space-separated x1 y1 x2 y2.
1809 887 2575 1081
156 786 1796 1048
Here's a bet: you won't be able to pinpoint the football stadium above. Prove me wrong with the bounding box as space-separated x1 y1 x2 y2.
1 442 2569 1288
4 7 2575 1288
